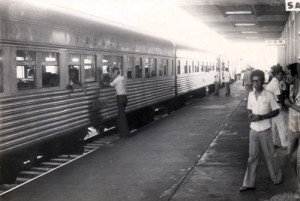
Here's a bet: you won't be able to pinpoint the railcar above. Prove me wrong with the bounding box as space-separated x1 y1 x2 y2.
0 1 229 183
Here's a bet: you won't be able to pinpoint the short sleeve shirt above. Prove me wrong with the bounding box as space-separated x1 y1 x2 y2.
265 77 281 101
247 89 279 132
223 71 231 83
110 75 127 95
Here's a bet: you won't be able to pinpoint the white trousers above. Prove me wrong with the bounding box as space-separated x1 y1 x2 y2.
242 129 282 187
271 111 288 147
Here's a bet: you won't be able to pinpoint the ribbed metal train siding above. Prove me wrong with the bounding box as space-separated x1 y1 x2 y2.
177 73 215 95
98 76 175 120
0 76 175 155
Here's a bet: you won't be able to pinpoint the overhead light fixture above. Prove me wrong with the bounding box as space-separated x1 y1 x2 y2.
225 11 252 15
241 31 258 34
235 23 256 26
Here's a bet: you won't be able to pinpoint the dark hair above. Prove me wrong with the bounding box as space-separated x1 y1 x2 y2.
251 69 265 83
287 63 300 77
112 67 120 74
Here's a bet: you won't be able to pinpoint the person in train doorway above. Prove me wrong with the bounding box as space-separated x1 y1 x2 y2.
283 63 300 200
223 67 231 96
240 69 282 192
242 65 253 101
110 67 130 138
213 67 220 96
266 65 288 150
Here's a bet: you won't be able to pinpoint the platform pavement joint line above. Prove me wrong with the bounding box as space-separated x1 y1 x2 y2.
159 86 245 201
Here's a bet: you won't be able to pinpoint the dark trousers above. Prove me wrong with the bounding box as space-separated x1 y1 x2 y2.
117 95 129 137
225 82 230 95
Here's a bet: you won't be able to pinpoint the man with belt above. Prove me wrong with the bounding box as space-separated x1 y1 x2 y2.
240 70 282 191
110 67 129 138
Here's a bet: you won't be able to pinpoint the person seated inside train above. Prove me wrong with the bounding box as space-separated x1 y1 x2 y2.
67 66 86 93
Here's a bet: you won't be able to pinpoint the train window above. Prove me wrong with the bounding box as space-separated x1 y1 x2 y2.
42 52 59 87
183 61 187 74
159 59 168 76
102 55 123 86
177 60 181 74
127 57 134 79
171 60 174 75
149 58 156 77
194 61 199 73
68 54 81 84
134 57 142 78
201 62 204 72
16 50 36 90
127 57 142 79
69 65 80 85
83 55 96 83
0 50 2 92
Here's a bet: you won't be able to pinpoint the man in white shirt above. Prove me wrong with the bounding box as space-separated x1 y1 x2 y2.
110 67 129 138
213 68 220 96
243 66 253 101
266 65 288 149
240 70 282 191
223 67 231 96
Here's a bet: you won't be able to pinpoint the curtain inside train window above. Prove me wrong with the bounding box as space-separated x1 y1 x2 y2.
83 55 96 83
0 50 2 92
16 50 36 90
42 52 59 87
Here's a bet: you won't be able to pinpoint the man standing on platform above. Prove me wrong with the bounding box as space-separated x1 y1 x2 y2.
242 66 253 101
240 70 282 191
223 67 231 96
213 67 220 96
284 63 300 200
266 65 288 149
110 67 129 138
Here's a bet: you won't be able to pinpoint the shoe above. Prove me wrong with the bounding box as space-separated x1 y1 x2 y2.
239 186 255 191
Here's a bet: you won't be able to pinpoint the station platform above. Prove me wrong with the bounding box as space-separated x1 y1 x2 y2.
1 81 297 201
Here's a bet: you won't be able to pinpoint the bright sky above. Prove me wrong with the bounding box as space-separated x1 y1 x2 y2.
22 0 279 69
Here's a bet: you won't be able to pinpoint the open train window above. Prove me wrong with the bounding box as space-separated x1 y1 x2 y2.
42 52 59 87
177 60 181 74
194 61 199 72
84 55 96 83
159 59 168 76
127 57 142 79
145 58 156 78
183 60 187 74
16 50 36 90
68 54 81 84
149 58 156 77
171 60 174 75
0 50 2 92
102 55 123 87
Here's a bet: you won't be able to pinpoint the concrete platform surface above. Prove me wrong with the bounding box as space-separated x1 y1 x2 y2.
1 81 297 201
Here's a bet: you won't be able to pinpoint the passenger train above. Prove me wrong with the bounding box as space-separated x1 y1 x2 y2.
0 2 232 182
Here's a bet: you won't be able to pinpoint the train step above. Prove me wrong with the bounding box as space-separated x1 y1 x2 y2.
19 171 43 177
16 177 30 184
31 167 52 172
50 158 70 163
40 161 62 167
